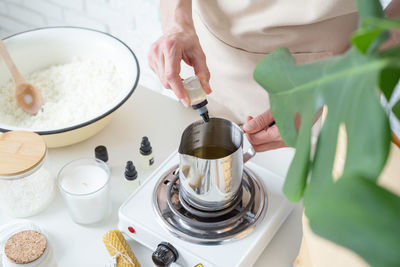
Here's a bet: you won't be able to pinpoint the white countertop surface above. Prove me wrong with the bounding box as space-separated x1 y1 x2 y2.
0 86 303 267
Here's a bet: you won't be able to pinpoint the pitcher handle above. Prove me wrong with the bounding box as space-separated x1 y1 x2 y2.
243 145 256 163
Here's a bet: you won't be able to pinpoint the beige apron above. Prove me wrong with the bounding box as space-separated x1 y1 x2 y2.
182 0 358 124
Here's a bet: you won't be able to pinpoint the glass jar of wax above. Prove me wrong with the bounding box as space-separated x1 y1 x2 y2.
0 131 54 218
57 158 111 225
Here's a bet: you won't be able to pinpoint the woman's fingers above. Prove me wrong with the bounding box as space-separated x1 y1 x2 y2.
148 32 211 103
148 42 170 89
164 46 190 105
148 43 162 81
158 51 169 89
243 109 274 134
192 51 212 94
245 114 287 152
246 125 281 145
252 141 287 152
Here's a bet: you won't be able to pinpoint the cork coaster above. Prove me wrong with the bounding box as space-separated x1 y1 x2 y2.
4 230 47 264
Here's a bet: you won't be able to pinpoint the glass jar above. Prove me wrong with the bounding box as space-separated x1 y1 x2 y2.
57 158 111 225
0 220 57 267
0 131 55 218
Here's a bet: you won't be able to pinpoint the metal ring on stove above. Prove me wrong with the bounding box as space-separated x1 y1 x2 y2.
166 173 256 230
153 165 267 244
179 185 243 218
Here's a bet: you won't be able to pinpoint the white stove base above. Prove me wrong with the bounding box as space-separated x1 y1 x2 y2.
119 152 294 267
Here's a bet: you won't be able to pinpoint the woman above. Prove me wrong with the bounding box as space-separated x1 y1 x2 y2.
148 2 400 266
148 0 399 152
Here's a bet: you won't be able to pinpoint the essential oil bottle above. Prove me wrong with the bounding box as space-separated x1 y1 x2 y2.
124 161 140 193
139 136 154 169
183 76 210 122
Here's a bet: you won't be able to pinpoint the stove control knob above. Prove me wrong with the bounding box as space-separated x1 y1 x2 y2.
152 242 179 267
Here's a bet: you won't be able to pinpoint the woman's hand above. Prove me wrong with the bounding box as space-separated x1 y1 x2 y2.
148 0 211 107
243 109 287 152
148 29 211 106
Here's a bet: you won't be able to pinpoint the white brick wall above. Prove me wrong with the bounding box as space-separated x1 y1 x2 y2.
7 3 46 25
22 1 63 20
48 0 85 11
0 0 163 91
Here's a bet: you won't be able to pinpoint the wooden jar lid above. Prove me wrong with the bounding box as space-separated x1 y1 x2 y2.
4 230 47 264
0 131 46 177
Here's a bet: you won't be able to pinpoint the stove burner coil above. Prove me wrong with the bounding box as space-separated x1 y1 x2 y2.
178 182 244 218
153 165 267 245
166 174 256 231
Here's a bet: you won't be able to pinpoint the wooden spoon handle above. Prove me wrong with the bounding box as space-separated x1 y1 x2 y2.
0 38 25 85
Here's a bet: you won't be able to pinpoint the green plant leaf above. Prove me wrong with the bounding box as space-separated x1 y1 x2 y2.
253 1 400 265
352 17 400 54
351 13 400 54
283 113 313 201
363 17 400 30
379 46 400 101
379 67 400 101
254 45 397 266
352 29 388 54
352 0 387 54
393 101 400 120
254 46 393 195
307 175 400 267
357 0 385 21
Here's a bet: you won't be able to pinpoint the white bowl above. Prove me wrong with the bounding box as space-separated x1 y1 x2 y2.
0 27 139 147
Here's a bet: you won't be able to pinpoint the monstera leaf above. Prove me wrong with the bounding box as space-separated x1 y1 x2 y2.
393 100 400 120
254 1 400 266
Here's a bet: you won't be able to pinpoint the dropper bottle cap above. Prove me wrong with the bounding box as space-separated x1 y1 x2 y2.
95 145 108 163
192 100 209 122
140 137 152 156
125 161 138 181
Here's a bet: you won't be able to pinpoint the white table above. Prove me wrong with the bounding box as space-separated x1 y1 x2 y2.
0 86 303 267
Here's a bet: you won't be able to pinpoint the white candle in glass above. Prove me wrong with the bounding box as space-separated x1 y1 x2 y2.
58 158 111 225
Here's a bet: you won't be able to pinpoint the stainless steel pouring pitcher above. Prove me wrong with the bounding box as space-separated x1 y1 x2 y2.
178 118 256 211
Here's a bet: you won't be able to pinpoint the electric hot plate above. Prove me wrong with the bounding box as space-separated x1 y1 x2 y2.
119 152 294 267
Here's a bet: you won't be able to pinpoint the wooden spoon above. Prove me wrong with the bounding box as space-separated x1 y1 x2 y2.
0 38 43 115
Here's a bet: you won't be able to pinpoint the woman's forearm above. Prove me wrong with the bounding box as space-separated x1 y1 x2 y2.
160 0 194 33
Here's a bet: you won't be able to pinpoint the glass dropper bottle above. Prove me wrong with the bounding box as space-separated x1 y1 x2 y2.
182 76 209 122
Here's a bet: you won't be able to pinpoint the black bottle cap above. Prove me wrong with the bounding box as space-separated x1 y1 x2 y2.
140 136 152 155
125 161 138 181
191 99 208 110
95 145 108 162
